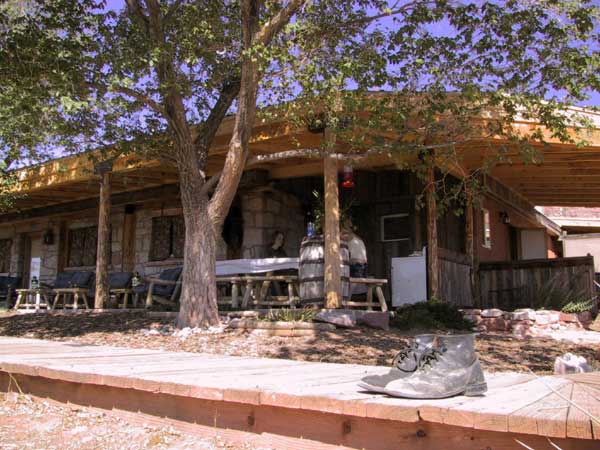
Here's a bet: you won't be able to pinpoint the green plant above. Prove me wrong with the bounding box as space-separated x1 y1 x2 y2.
531 273 591 312
390 300 474 331
310 190 357 234
259 308 317 323
561 299 595 314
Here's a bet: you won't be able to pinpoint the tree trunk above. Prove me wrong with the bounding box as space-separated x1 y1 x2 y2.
94 170 111 309
176 165 220 329
426 167 439 300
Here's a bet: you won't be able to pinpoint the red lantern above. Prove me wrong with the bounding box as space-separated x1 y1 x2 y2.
342 165 354 189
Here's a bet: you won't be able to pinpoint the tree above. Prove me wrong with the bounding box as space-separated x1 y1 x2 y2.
1 0 598 323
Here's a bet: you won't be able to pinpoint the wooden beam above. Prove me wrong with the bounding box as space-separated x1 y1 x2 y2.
121 205 136 272
323 155 342 309
426 166 439 300
0 184 180 224
94 167 111 309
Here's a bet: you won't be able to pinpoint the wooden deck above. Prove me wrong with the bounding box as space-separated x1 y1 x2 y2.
0 337 598 450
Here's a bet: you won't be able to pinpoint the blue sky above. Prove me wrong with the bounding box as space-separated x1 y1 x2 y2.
103 0 600 107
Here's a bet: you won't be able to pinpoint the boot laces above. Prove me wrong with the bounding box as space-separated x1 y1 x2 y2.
392 342 419 371
418 346 447 371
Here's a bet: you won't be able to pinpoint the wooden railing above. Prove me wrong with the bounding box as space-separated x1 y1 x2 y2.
478 255 595 310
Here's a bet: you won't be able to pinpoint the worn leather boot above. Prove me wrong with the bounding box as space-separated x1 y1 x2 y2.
358 334 435 393
380 334 487 399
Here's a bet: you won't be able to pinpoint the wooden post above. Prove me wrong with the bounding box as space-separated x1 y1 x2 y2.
323 155 342 308
94 161 112 309
426 167 439 300
121 205 136 272
465 192 480 307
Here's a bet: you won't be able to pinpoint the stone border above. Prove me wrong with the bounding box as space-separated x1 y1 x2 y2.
227 318 336 337
461 308 594 338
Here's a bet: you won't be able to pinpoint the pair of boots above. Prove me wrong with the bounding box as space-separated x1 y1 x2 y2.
359 333 487 399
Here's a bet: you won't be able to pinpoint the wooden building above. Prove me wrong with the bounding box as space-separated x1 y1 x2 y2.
1 107 599 309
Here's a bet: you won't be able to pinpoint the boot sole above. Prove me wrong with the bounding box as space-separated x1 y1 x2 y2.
357 381 389 394
380 381 488 399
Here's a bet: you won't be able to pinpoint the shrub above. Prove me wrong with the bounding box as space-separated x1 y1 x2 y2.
531 273 592 312
390 300 474 331
259 308 317 322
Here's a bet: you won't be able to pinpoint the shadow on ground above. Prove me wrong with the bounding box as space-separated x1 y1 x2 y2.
0 312 598 373
0 312 161 339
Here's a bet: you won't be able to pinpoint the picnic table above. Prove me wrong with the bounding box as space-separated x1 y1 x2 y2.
14 288 51 312
215 258 388 310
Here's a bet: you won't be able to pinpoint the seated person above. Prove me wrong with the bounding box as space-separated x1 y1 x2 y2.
264 230 289 297
266 230 287 258
342 219 368 278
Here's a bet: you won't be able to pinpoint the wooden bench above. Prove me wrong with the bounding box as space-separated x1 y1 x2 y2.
345 278 388 311
217 275 300 309
14 288 51 311
52 287 91 310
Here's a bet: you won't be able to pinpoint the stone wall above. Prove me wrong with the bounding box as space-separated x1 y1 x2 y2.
241 188 305 259
462 307 594 338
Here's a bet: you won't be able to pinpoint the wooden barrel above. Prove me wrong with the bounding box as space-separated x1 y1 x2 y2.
299 236 350 305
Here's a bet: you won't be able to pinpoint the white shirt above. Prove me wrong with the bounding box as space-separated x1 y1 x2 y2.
346 233 367 264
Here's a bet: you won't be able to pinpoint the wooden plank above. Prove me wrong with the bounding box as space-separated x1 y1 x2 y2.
508 382 573 438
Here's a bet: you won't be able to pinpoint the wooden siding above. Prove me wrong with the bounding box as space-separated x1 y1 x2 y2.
438 248 473 306
478 255 595 310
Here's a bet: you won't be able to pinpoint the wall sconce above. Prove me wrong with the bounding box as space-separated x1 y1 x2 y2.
500 211 510 224
43 228 55 245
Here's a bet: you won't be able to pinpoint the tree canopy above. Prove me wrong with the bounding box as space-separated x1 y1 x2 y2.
0 0 599 324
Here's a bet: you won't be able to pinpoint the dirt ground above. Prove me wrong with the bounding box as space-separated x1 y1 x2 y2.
0 392 270 450
0 311 598 374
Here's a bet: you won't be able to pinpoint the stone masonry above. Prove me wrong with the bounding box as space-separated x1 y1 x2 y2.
240 187 305 259
462 307 594 339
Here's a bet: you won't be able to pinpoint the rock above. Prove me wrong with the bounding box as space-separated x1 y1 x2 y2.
461 309 481 316
172 327 194 340
481 308 503 318
560 312 578 323
314 310 357 328
577 311 593 326
481 317 509 331
554 353 592 375
511 309 536 321
463 314 482 325
512 323 533 339
535 311 560 325
357 312 389 331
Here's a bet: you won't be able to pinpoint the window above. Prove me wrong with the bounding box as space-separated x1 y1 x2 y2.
380 213 410 242
0 239 12 273
482 209 492 249
150 215 184 261
68 226 98 267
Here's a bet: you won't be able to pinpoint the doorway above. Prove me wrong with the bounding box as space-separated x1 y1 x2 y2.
21 234 43 288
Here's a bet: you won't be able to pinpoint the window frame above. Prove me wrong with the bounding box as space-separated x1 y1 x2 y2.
380 213 411 243
149 215 185 262
481 208 492 249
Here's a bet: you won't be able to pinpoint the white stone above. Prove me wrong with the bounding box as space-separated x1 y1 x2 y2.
536 310 560 324
510 310 536 321
481 308 503 318
315 311 356 328
554 353 592 375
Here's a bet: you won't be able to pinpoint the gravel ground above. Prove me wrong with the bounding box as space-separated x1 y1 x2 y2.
0 311 598 374
0 392 272 450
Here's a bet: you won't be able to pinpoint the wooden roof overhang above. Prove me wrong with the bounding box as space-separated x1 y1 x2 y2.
3 108 600 222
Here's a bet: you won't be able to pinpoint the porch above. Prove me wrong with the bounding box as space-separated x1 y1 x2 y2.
0 336 598 450
1 109 600 312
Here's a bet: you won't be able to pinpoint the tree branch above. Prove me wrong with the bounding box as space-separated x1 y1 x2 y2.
194 78 241 152
125 0 150 33
255 0 308 46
